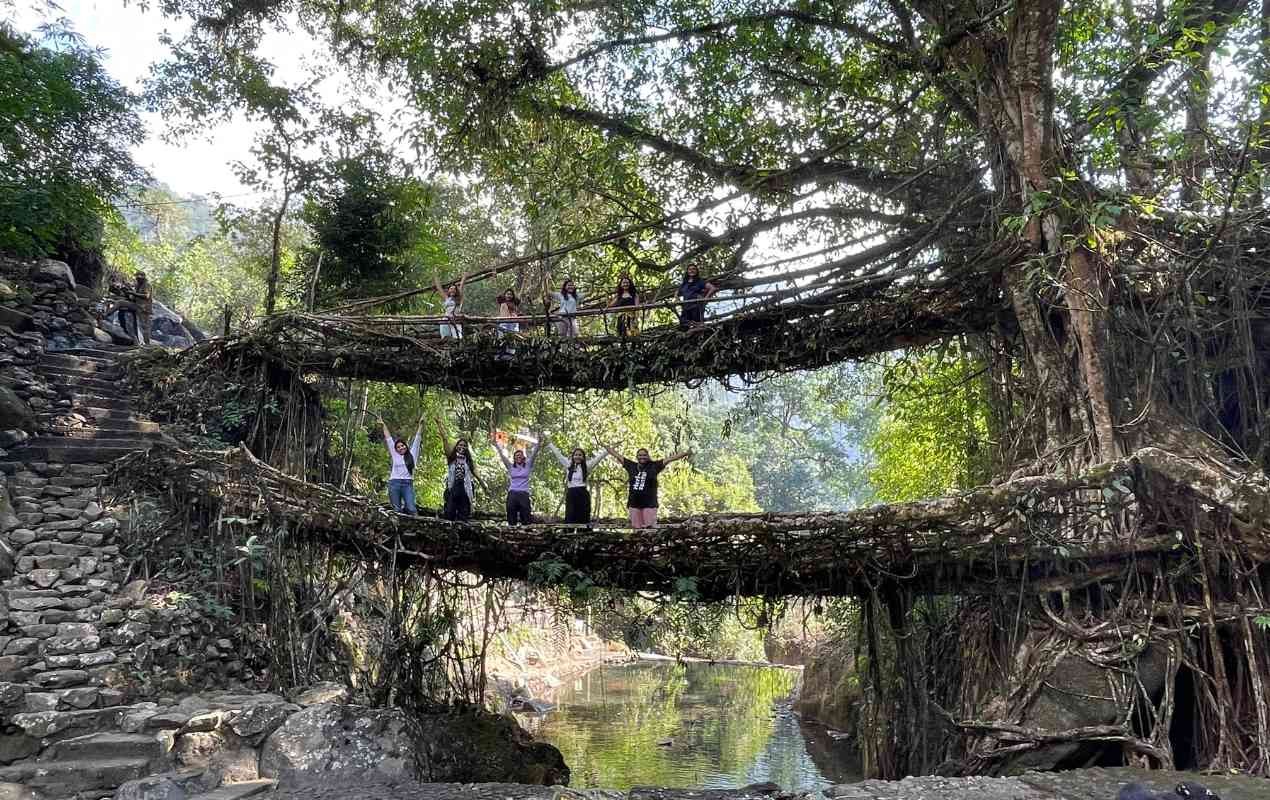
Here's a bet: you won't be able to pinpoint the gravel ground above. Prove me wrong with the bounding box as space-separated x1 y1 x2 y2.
261 769 1270 800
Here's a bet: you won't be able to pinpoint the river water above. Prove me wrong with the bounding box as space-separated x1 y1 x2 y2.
522 662 861 792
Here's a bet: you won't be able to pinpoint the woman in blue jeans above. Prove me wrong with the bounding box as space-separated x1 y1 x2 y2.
377 413 423 514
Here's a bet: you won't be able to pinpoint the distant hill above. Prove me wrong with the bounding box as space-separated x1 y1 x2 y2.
118 183 216 242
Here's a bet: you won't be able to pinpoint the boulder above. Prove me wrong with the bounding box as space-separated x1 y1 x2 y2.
0 782 41 800
987 646 1170 774
258 704 424 787
173 730 259 784
292 682 350 707
114 769 214 800
226 701 296 744
0 306 33 332
0 387 34 433
30 259 75 287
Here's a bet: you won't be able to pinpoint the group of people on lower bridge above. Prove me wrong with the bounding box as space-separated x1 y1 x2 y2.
434 264 718 340
377 415 691 529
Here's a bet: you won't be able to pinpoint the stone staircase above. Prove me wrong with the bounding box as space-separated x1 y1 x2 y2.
22 345 164 464
0 345 277 799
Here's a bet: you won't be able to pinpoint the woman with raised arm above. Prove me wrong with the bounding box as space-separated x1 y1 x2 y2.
607 274 639 337
435 415 476 521
493 431 542 525
377 412 423 515
546 274 582 338
435 271 466 339
547 439 608 526
602 444 691 529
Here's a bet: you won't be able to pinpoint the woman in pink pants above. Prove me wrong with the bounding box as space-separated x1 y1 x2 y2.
603 444 691 528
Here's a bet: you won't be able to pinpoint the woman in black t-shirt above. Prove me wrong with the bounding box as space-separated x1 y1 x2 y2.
603 445 691 528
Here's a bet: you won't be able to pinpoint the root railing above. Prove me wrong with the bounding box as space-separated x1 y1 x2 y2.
110 444 1270 600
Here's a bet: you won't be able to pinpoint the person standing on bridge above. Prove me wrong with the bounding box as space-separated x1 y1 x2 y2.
603 444 691 528
376 412 423 515
607 274 640 337
545 275 582 338
493 430 542 525
435 271 466 339
546 441 608 526
677 263 717 330
436 416 476 521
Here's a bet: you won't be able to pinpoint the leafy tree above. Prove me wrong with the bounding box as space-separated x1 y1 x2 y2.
104 189 305 332
300 148 447 308
0 22 145 272
867 347 992 503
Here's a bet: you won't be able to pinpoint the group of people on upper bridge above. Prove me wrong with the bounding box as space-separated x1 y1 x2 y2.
378 415 690 529
434 264 719 340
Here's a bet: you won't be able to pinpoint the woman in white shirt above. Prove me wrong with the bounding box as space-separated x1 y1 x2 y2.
434 272 466 339
376 413 423 515
546 440 607 525
547 276 582 338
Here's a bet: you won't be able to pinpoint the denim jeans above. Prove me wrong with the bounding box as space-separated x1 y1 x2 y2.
388 479 417 514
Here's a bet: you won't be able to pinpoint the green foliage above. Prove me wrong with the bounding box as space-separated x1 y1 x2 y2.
300 147 448 308
867 345 992 502
0 22 145 259
104 189 305 332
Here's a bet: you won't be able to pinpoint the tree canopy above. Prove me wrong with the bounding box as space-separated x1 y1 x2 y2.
0 21 145 269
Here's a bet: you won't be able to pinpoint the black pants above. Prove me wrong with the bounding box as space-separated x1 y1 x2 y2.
680 303 705 328
506 491 532 525
564 487 592 525
444 486 472 521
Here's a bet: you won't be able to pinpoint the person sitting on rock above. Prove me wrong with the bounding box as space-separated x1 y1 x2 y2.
102 272 153 345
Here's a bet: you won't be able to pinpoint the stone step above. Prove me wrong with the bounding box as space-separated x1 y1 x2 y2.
43 421 163 437
0 756 152 795
192 780 279 800
27 436 155 449
39 355 119 374
43 731 164 762
42 405 150 422
52 345 130 358
16 444 148 463
50 376 129 396
56 393 134 411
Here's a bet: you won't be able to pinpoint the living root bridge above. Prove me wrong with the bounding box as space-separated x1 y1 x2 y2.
112 445 1270 600
200 275 1003 395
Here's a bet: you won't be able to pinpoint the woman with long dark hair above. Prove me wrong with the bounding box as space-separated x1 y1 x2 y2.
607 274 639 337
435 271 466 339
435 416 476 521
546 440 608 525
377 412 423 515
546 275 582 338
676 263 717 329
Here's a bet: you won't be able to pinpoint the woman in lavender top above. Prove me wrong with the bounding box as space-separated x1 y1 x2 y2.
493 430 542 525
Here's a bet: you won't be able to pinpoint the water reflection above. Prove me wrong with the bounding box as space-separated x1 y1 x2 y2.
524 662 861 791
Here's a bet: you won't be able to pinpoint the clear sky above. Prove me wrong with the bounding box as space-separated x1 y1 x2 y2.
14 0 270 199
